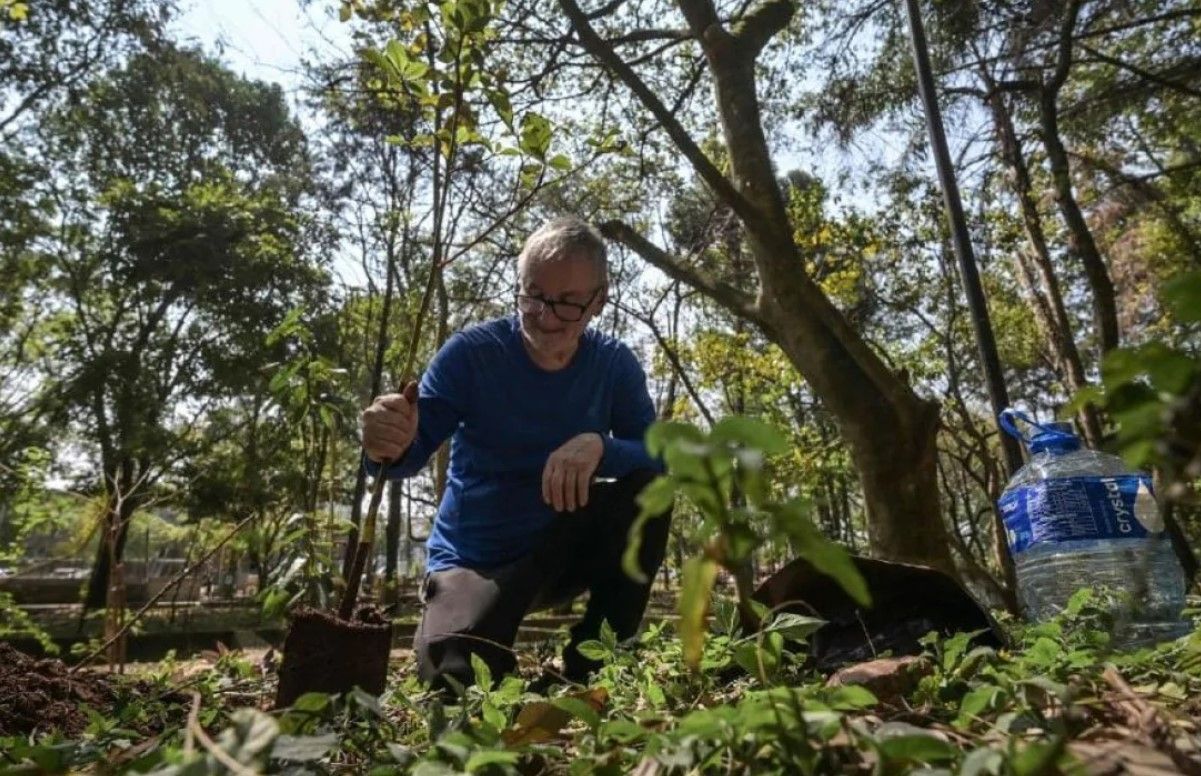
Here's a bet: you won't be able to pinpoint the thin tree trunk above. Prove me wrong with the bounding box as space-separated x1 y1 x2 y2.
987 88 1103 444
1037 0 1120 354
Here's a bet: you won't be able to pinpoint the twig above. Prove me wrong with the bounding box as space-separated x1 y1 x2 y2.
187 692 259 776
183 691 199 756
69 515 256 673
1101 665 1201 776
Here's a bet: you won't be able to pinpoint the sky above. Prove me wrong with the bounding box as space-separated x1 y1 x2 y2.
173 1 369 285
173 0 350 115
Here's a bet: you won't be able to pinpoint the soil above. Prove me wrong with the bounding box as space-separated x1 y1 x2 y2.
274 605 393 708
0 643 119 737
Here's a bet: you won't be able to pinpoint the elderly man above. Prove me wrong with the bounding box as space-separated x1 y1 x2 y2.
360 215 670 693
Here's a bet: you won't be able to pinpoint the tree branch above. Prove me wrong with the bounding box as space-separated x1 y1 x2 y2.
1048 0 1083 93
1078 44 1201 100
558 0 763 231
731 0 793 56
599 220 767 331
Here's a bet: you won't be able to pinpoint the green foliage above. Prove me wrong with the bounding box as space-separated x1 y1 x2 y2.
0 590 58 653
10 592 1198 773
624 416 867 669
1070 269 1201 473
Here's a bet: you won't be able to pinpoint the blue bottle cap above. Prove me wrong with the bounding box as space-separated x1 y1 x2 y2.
1028 421 1080 455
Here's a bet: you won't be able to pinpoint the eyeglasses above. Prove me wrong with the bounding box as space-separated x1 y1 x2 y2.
515 286 603 322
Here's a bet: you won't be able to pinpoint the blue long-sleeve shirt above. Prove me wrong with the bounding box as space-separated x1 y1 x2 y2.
366 316 658 571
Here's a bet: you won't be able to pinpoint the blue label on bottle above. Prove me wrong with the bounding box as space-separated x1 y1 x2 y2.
999 475 1163 555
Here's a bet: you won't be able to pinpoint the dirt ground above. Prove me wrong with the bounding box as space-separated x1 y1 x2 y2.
0 642 121 737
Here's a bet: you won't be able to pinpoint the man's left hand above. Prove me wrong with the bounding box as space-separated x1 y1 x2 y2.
542 433 604 512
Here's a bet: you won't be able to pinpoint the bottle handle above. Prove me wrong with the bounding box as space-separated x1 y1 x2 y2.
999 408 1063 445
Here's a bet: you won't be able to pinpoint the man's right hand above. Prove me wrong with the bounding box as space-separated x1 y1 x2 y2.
361 381 419 463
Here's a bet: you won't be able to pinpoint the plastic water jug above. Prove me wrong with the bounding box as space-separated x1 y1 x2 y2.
998 409 1189 646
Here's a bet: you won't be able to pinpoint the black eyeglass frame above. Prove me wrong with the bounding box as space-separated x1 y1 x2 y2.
515 285 604 322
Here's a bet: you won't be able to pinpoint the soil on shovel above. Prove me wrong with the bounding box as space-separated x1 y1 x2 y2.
0 643 119 737
275 606 393 708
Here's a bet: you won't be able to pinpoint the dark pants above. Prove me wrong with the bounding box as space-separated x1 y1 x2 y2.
414 469 670 692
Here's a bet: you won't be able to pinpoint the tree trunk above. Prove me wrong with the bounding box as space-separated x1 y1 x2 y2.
1037 34 1120 355
569 0 955 572
84 469 141 610
1039 95 1120 354
987 89 1103 444
345 223 402 578
698 27 952 572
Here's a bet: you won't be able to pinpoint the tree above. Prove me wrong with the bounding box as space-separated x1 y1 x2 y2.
31 45 334 609
524 0 957 571
0 0 167 137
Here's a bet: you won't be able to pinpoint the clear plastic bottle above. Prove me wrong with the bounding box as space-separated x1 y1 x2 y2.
998 411 1190 646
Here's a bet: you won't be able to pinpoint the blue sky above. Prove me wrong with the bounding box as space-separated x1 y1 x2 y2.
173 0 350 104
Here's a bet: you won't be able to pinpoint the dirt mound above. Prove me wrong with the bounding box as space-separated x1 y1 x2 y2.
0 643 119 737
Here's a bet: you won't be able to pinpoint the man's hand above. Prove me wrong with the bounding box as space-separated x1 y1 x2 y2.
360 381 419 463
542 432 604 512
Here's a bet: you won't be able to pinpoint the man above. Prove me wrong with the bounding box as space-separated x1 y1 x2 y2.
360 215 671 694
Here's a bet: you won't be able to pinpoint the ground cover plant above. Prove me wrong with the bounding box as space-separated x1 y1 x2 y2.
2 592 1200 774
4 419 1200 774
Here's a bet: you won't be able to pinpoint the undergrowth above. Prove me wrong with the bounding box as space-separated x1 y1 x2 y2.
2 590 1199 775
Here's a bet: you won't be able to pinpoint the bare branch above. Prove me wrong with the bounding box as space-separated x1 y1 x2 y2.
599 220 767 331
731 0 794 56
558 0 762 230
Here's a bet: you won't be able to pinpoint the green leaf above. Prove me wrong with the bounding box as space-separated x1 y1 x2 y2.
733 640 763 675
960 746 1004 776
710 416 790 455
285 691 329 715
600 718 647 744
487 88 514 130
338 2 352 21
635 475 675 517
271 733 337 762
876 733 957 763
761 612 826 641
825 684 878 710
575 640 610 662
644 420 706 457
481 699 506 733
599 619 617 649
518 111 552 158
471 652 493 690
1010 738 1067 776
548 153 572 171
623 477 675 582
551 696 600 730
1163 271 1201 323
956 685 1001 727
465 750 521 771
678 556 719 669
220 709 279 762
1145 349 1197 395
1024 636 1062 668
350 687 383 717
773 501 870 606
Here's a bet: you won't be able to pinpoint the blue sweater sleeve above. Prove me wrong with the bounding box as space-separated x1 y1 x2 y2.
364 334 471 480
597 344 661 477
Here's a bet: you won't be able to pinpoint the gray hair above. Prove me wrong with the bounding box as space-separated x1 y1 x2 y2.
517 216 609 285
